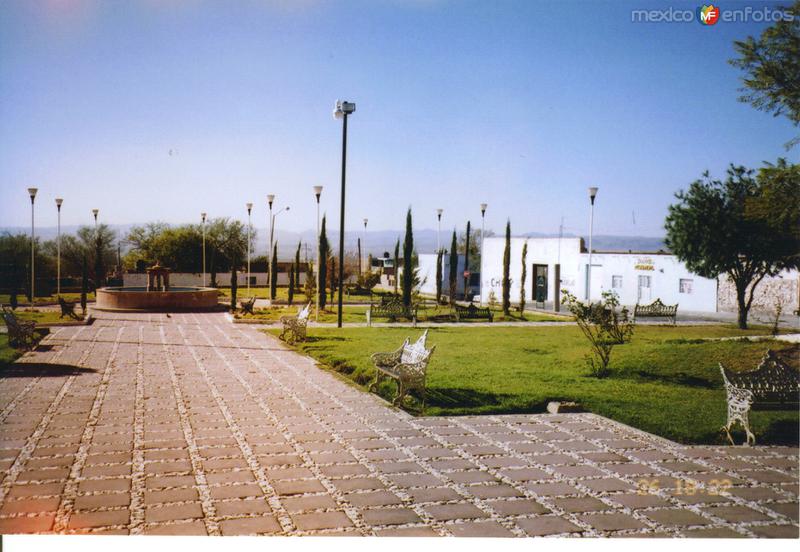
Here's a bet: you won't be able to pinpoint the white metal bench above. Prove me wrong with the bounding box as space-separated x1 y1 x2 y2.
279 302 311 344
370 330 435 412
720 350 799 446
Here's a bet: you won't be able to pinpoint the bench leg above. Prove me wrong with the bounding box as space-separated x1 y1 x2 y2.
723 389 755 446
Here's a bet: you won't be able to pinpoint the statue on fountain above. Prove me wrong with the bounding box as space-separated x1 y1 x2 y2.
146 263 171 292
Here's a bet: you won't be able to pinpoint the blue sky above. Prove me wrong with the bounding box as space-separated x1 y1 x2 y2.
0 0 796 238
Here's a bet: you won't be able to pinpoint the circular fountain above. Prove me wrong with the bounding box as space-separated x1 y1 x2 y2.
95 264 219 312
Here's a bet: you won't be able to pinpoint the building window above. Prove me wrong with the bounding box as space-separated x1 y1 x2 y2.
679 278 693 294
612 275 623 289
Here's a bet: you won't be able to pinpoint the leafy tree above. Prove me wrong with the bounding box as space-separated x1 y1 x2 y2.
729 2 800 148
458 228 493 269
401 208 414 307
0 233 37 297
270 243 278 300
356 270 381 292
393 239 400 294
318 216 329 310
448 230 458 304
502 220 511 315
519 240 528 314
435 250 443 304
463 221 471 298
665 162 800 328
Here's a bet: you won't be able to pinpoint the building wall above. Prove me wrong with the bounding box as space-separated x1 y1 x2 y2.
123 272 306 287
479 237 718 312
417 254 467 297
717 270 799 314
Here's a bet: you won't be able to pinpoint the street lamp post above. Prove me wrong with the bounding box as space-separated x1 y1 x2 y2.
587 187 598 301
28 188 38 309
246 203 253 297
201 213 207 287
333 99 356 328
479 203 487 305
313 186 323 322
56 198 63 297
269 206 290 300
267 195 274 301
363 218 368 274
436 209 443 254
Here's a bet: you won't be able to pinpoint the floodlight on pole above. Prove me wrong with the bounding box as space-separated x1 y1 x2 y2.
201 212 207 287
333 99 356 328
56 198 63 297
587 187 599 301
28 188 38 309
267 195 275 301
313 186 323 321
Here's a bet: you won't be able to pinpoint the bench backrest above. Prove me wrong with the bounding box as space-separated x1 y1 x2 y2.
298 302 311 321
636 298 677 313
2 308 21 331
720 350 800 404
400 330 433 364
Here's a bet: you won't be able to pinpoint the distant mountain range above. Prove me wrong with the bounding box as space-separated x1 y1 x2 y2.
1 225 666 259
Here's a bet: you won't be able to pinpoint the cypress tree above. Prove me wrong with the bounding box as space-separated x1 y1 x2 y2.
295 242 302 292
270 242 278 300
288 264 295 305
329 256 336 303
230 265 238 313
463 221 471 299
448 230 458 304
393 239 400 295
502 220 511 315
81 253 88 314
401 208 414 307
357 237 362 276
318 216 328 309
435 250 443 304
519 240 528 315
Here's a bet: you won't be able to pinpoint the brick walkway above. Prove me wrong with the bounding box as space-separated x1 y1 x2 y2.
0 312 797 537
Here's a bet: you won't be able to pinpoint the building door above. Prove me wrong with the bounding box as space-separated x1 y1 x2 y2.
532 265 548 304
637 275 652 303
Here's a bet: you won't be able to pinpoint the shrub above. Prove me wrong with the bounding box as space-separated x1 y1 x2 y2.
562 290 634 378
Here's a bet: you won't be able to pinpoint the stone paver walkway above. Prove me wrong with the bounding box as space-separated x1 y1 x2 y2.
0 312 797 537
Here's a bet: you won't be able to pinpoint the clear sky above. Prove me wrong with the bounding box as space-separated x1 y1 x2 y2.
0 0 796 238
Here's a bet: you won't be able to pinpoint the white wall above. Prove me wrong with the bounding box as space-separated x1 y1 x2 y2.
123 272 306 287
479 237 718 312
417 254 467 296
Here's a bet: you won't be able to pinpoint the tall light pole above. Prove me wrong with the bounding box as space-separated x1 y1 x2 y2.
267 194 274 300
246 203 253 297
270 206 290 300
479 203 487 305
587 187 598 301
333 99 355 328
313 186 323 321
201 212 207 287
56 198 63 297
436 209 443 253
363 218 368 274
28 188 38 308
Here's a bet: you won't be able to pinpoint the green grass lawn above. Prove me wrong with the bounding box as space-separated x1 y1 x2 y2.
0 292 95 305
276 324 799 445
10 309 86 325
0 335 22 367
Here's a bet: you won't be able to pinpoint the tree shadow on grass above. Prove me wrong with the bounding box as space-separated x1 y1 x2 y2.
426 387 513 409
758 419 800 446
0 363 98 378
620 370 718 389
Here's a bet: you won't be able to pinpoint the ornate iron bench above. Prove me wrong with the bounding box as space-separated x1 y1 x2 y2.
367 298 417 325
2 306 38 351
633 298 677 325
58 297 80 320
279 302 311 344
370 330 435 412
240 296 256 315
453 302 493 322
720 350 799 446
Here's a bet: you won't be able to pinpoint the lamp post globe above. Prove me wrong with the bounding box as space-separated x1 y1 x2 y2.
333 99 356 328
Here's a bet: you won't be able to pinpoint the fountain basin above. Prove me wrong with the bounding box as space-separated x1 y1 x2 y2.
95 286 219 312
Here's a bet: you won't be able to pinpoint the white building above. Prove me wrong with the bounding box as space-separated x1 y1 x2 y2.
473 237 718 312
417 254 474 298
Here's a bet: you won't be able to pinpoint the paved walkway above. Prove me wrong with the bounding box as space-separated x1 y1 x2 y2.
0 312 797 537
